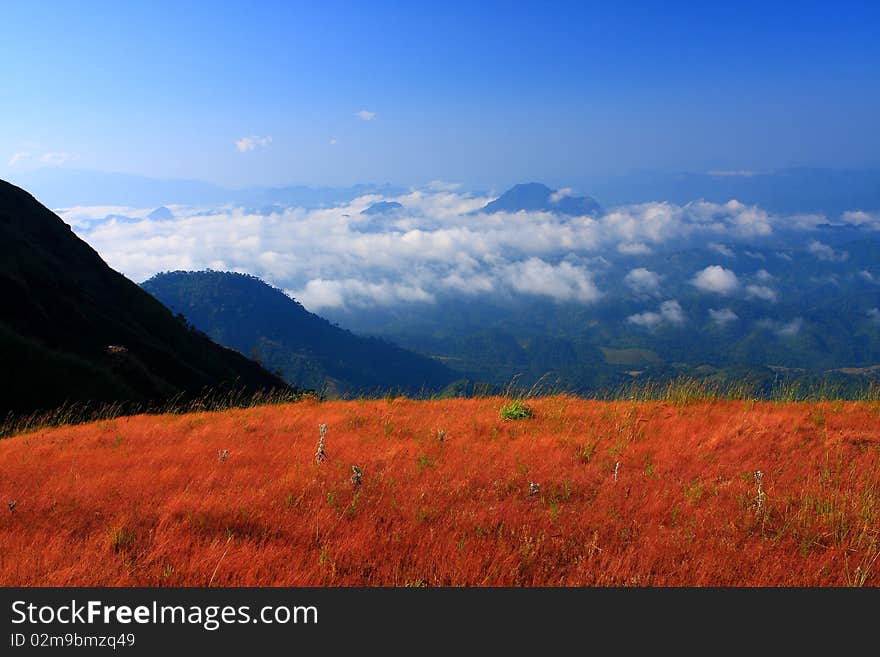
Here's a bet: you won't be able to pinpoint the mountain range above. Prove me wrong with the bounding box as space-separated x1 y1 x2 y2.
5 171 880 416
11 166 880 217
586 167 880 217
8 168 404 209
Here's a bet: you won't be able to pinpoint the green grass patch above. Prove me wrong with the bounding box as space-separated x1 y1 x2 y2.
500 400 533 420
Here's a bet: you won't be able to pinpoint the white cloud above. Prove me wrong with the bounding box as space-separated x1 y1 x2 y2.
709 308 738 325
692 265 739 295
39 152 77 166
868 308 880 323
426 180 462 192
329 137 338 145
624 268 661 295
787 213 829 230
502 258 601 303
628 300 685 329
291 278 434 311
289 258 600 309
776 318 803 337
759 317 803 337
745 284 778 302
354 110 376 121
55 205 157 227
808 240 848 262
235 135 273 152
9 150 77 166
627 311 663 329
860 270 876 283
617 242 652 255
439 270 495 295
707 170 756 177
535 198 773 248
549 188 574 203
754 268 774 282
708 242 735 258
8 151 31 167
659 299 685 324
842 210 880 230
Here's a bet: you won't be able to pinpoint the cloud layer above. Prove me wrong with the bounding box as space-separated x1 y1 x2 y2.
61 191 866 314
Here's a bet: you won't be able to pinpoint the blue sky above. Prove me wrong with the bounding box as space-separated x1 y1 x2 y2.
1 1 878 188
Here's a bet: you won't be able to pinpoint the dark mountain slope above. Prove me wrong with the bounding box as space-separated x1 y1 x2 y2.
0 179 289 415
142 270 457 396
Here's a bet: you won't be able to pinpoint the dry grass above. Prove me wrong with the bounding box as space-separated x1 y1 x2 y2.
1 396 878 586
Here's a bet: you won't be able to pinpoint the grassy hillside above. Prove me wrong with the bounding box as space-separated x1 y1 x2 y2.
1 396 877 586
0 179 290 415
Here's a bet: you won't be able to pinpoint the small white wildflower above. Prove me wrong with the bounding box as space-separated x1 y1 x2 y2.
754 470 766 513
315 424 328 463
351 465 363 489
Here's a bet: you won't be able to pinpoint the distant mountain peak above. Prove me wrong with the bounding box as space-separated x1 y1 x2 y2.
361 201 404 215
479 182 601 216
148 206 174 221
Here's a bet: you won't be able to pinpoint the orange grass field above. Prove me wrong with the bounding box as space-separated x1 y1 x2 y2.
1 396 879 586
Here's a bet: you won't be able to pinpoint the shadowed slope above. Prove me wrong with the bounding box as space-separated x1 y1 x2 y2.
142 270 457 396
0 179 289 414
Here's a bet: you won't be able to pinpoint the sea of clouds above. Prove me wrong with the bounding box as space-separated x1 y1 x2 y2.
60 189 878 317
